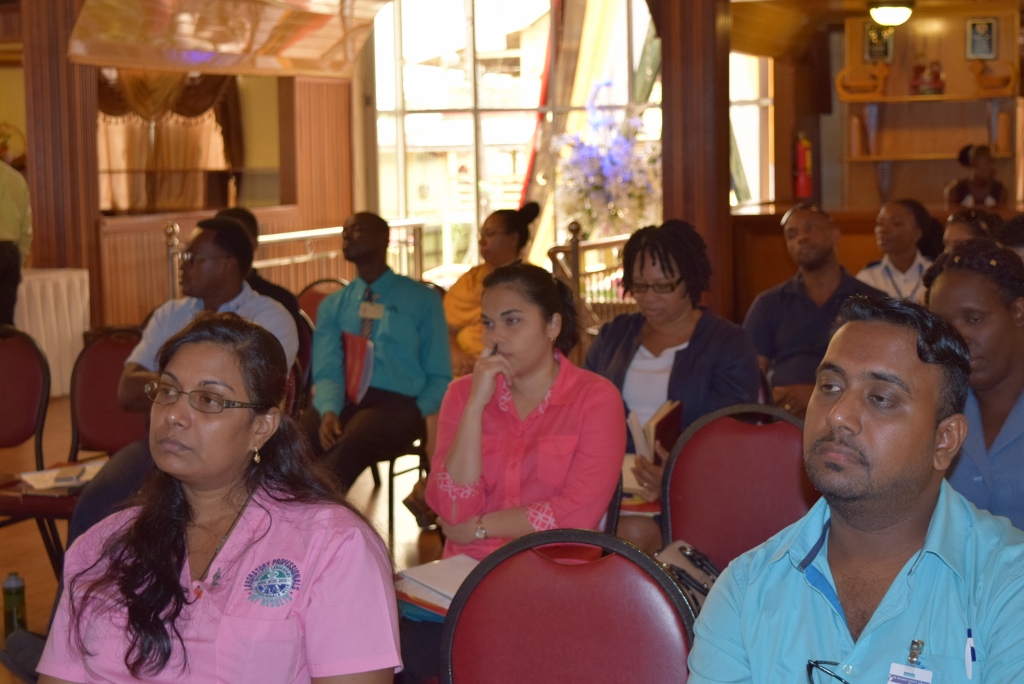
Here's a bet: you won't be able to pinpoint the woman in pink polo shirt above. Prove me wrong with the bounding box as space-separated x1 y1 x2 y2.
39 312 400 684
426 262 627 560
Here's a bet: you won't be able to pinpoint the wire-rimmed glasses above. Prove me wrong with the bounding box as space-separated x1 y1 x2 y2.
145 381 266 414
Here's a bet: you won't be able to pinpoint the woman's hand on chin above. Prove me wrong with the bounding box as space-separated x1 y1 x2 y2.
467 346 514 409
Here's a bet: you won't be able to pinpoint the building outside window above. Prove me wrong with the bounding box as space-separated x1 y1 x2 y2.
374 1 774 280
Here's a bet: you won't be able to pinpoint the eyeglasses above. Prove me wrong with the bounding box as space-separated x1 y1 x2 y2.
630 278 683 295
179 250 231 265
806 660 853 684
145 381 265 414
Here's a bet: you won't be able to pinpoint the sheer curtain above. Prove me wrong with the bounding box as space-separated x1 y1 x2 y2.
97 70 235 212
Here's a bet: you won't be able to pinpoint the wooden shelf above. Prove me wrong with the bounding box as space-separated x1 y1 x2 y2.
847 151 1013 162
839 93 1014 104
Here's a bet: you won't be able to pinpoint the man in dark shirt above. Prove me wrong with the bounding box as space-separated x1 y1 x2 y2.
215 207 303 325
743 202 883 418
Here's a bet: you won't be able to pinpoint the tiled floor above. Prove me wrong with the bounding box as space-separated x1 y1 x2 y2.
0 397 441 683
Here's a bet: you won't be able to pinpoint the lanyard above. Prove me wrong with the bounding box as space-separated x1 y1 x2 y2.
884 262 923 301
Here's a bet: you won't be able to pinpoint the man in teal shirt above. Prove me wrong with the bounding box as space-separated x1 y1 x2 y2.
310 212 451 488
688 295 1024 683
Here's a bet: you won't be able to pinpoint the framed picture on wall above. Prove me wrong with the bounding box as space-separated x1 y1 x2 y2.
863 24 895 64
966 18 998 60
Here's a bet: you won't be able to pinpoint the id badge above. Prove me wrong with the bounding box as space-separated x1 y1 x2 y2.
888 663 932 683
359 301 385 320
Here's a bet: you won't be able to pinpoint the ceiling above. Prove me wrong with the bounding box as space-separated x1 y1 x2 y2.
67 0 388 78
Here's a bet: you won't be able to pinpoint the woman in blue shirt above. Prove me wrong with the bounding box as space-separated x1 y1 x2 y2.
925 237 1024 529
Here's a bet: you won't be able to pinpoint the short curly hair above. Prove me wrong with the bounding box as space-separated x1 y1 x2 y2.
923 237 1024 306
621 220 712 306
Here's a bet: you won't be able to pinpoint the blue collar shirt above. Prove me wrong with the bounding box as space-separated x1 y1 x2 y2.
126 282 299 371
947 388 1024 530
688 482 1024 683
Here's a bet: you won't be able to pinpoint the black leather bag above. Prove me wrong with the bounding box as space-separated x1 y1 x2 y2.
654 540 721 614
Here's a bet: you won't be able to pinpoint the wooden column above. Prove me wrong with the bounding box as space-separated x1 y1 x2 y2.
657 0 733 318
21 0 102 323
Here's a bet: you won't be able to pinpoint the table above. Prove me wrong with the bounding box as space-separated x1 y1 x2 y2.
13 269 90 397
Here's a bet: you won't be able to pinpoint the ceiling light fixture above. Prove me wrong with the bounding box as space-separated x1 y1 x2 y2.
869 2 913 27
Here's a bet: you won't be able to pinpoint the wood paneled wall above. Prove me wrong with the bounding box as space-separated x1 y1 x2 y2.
659 0 734 318
98 77 354 326
0 4 20 42
21 0 102 322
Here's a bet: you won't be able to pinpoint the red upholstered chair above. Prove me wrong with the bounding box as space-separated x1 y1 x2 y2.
70 327 149 460
297 278 347 326
440 529 695 684
0 325 66 575
661 403 816 571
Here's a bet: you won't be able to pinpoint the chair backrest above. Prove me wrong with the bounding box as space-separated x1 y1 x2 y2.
70 327 149 459
662 403 816 570
441 529 694 684
604 475 622 535
0 326 50 469
294 309 315 409
297 278 347 326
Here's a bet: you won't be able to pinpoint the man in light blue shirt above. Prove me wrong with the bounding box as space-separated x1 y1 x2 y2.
309 212 451 489
689 295 1024 683
69 216 298 544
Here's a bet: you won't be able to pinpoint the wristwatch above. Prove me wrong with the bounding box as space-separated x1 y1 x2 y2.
474 516 488 540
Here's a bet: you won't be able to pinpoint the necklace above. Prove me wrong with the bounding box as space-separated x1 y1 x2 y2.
192 488 255 597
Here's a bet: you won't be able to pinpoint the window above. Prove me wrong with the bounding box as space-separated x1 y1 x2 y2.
374 0 663 279
729 53 775 207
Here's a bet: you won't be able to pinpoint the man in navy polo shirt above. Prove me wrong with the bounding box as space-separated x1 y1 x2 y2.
743 203 882 418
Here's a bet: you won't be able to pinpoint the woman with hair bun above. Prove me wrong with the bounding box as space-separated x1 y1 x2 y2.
944 144 1005 210
426 262 626 560
926 238 1024 529
445 202 540 375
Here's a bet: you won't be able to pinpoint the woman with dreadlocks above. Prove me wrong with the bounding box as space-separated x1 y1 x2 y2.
586 220 760 552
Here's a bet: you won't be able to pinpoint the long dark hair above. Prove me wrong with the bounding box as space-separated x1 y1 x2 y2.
483 262 579 355
69 312 358 677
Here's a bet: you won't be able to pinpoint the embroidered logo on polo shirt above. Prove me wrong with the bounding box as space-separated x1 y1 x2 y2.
244 558 302 607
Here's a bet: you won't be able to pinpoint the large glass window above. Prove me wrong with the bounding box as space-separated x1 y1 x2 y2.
729 53 775 207
375 0 663 280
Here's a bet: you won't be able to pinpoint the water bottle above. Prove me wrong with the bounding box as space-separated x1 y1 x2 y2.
3 572 27 638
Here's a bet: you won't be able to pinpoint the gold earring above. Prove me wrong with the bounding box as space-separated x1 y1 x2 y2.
253 447 261 464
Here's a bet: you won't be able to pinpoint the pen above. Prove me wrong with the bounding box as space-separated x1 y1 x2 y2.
965 628 975 680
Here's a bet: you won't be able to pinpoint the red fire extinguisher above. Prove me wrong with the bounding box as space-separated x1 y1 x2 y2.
795 131 813 200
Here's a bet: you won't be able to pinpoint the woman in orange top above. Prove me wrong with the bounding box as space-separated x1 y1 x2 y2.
445 202 539 375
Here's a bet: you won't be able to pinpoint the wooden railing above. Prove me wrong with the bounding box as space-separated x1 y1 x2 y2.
161 219 425 300
548 222 637 362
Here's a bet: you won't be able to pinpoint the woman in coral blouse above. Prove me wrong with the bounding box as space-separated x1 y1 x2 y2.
426 262 626 561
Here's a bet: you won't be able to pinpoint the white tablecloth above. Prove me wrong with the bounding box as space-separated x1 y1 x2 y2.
13 269 90 397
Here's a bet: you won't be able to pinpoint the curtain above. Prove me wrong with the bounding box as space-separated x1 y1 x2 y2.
153 110 227 212
97 70 238 213
97 113 149 212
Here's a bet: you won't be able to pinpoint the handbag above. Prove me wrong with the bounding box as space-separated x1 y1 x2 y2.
654 540 720 614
